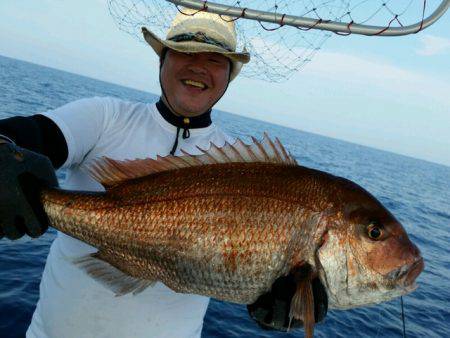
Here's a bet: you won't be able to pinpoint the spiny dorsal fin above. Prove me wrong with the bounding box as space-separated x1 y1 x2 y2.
87 133 297 188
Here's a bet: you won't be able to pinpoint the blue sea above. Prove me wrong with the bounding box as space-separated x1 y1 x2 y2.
0 54 449 338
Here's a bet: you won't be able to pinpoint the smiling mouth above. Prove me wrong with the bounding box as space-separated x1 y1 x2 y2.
182 79 208 90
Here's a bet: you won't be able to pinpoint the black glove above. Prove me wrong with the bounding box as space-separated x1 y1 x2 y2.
0 136 58 240
247 273 328 332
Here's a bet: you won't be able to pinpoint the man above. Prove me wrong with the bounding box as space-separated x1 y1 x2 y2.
0 9 326 337
0 9 249 338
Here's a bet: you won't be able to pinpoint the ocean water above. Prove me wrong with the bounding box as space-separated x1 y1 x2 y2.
0 54 449 338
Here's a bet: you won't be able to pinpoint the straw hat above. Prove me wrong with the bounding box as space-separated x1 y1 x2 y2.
142 9 250 81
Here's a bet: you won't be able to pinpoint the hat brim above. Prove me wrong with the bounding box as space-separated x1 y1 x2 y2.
142 27 249 81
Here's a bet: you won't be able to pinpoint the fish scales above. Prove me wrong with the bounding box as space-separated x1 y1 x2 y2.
36 135 424 337
42 163 324 303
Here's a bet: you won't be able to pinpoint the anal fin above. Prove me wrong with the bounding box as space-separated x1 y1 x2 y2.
73 252 156 296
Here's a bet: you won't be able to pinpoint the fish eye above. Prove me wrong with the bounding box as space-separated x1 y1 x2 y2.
367 222 383 240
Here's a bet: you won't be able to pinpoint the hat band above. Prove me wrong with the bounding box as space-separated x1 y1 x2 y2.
168 32 233 52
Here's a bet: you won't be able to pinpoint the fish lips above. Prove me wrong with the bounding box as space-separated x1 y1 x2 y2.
386 257 424 290
403 258 424 287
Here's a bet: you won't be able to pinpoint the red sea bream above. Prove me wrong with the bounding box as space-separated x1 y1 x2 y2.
40 134 424 337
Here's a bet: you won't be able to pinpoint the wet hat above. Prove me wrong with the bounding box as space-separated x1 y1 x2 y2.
142 9 250 81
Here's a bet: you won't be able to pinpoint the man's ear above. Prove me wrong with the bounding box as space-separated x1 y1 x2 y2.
160 48 168 69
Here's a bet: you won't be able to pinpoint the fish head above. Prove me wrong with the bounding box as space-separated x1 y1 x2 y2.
316 184 424 309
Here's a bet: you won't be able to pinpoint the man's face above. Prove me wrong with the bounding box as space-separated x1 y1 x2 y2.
160 49 231 117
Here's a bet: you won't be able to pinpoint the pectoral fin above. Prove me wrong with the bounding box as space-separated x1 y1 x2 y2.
247 264 327 336
73 252 156 296
289 265 315 337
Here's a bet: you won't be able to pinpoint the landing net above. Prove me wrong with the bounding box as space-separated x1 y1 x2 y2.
108 0 448 82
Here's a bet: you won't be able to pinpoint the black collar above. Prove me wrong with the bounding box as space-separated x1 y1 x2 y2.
156 99 212 129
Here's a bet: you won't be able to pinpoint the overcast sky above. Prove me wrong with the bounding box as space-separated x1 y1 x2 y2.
0 0 449 166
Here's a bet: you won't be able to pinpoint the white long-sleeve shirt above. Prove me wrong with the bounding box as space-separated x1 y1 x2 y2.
26 97 234 338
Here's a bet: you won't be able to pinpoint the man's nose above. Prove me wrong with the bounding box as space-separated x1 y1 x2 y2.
187 62 207 75
186 56 208 72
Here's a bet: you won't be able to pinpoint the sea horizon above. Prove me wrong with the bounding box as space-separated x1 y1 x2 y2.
1 54 449 337
2 53 448 169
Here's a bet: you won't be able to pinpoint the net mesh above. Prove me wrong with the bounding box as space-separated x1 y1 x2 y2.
108 0 438 82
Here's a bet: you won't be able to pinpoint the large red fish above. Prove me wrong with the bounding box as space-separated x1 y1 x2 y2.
41 134 424 337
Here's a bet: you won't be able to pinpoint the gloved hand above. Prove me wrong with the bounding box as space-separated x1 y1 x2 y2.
247 273 328 331
0 136 58 240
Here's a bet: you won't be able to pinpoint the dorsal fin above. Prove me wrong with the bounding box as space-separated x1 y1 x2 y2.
86 133 297 188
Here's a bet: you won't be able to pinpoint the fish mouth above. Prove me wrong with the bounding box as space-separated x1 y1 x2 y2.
395 258 424 289
385 257 424 295
404 258 424 286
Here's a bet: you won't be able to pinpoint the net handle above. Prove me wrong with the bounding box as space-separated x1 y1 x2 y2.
166 0 449 36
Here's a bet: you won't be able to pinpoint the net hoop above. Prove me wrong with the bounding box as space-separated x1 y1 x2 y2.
167 0 450 36
108 0 450 81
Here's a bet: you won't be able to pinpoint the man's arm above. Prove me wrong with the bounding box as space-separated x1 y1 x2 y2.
0 114 68 168
0 117 60 239
0 97 122 240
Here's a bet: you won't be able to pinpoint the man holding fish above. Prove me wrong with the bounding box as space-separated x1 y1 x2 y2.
0 9 423 338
